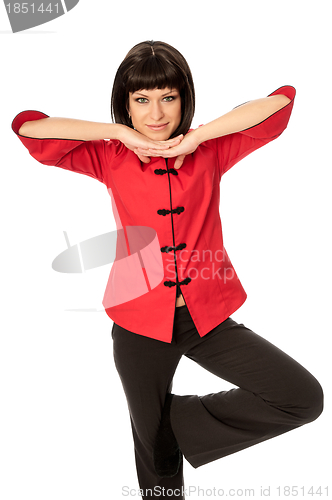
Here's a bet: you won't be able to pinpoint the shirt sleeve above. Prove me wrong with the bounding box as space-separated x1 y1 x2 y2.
206 85 296 178
11 110 124 184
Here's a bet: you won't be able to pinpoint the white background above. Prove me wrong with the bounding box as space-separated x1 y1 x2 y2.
0 1 331 498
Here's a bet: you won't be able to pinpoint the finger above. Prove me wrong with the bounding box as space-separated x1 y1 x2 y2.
165 134 184 142
147 148 178 157
141 146 178 154
140 141 172 150
134 148 157 157
134 151 150 163
142 143 169 150
174 154 186 170
154 136 183 147
159 135 183 145
135 148 166 157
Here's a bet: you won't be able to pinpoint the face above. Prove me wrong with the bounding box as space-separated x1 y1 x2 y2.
128 88 181 140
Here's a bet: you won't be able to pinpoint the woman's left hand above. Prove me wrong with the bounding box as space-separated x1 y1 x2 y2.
134 131 200 169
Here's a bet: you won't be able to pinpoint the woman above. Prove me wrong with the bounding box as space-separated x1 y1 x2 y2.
12 41 323 498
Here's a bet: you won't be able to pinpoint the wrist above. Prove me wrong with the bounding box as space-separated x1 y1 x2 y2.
190 125 210 145
109 123 127 141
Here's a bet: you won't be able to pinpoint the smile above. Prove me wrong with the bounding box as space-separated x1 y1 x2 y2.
146 123 169 131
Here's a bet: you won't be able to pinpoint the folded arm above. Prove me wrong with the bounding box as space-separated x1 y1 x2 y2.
136 87 294 169
18 117 120 141
17 116 182 163
193 94 291 144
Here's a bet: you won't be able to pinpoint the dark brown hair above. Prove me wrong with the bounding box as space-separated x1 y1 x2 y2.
111 40 195 139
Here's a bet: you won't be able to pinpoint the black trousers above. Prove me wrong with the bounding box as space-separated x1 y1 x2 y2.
112 305 323 499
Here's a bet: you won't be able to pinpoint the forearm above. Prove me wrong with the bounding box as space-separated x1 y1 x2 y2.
194 94 291 144
18 117 124 141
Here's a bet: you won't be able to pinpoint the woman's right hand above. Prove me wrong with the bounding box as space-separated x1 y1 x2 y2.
117 125 183 163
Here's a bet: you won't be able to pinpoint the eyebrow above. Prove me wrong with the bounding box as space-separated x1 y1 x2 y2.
132 90 178 98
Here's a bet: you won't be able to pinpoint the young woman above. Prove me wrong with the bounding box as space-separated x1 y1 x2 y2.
12 40 323 499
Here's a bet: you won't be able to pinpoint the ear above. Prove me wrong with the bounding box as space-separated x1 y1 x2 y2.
126 95 131 117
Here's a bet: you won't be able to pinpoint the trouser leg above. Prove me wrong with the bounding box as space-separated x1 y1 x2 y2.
112 323 184 499
170 316 324 469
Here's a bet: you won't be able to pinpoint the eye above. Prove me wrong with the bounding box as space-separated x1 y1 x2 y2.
163 96 175 102
136 98 148 103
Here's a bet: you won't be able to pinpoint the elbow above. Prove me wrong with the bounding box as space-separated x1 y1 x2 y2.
280 94 291 106
276 94 291 109
266 94 291 115
18 122 32 136
18 120 45 138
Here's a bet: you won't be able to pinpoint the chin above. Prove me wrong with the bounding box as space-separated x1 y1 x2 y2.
147 132 169 141
144 125 177 141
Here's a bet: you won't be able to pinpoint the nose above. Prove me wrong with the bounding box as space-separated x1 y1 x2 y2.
150 101 164 121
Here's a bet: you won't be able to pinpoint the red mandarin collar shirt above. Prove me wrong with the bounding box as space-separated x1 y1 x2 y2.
12 85 296 343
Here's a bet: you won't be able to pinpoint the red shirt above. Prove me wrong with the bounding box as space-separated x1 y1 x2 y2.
12 85 295 343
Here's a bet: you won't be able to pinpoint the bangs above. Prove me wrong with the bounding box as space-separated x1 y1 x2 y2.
125 56 185 93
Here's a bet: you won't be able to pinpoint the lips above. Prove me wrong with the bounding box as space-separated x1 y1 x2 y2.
146 123 169 131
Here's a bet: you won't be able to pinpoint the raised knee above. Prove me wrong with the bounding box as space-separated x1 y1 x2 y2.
298 377 324 424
